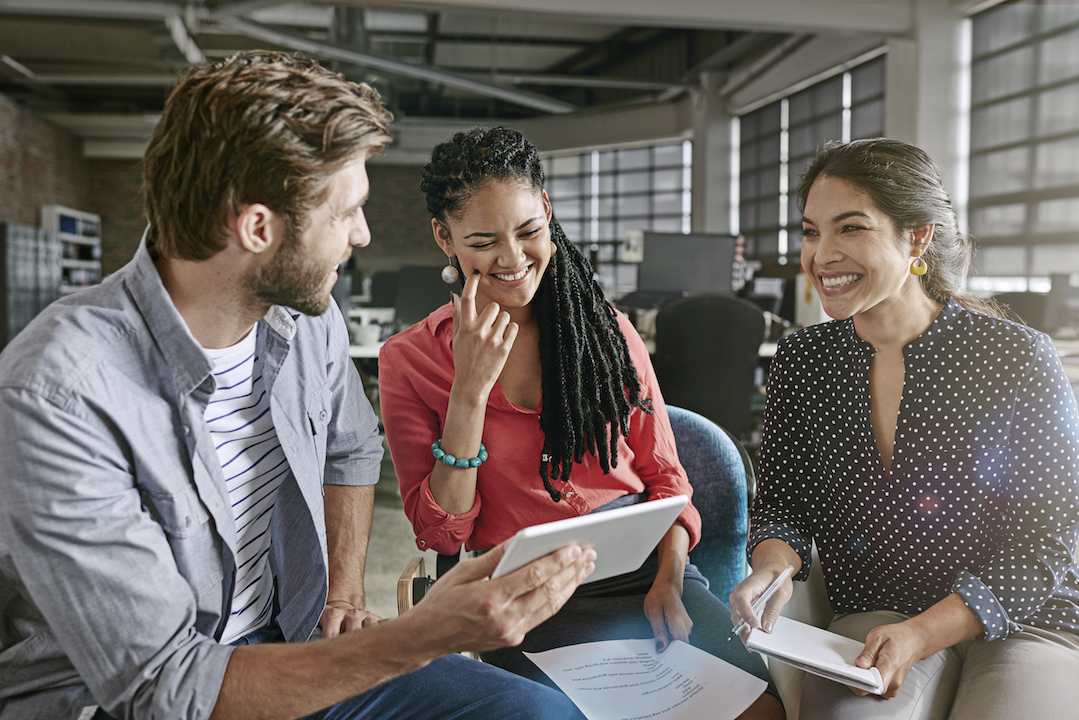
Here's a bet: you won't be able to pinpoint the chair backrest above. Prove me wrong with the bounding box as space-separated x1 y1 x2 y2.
653 293 766 439
993 290 1050 332
369 270 399 307
394 265 452 329
667 405 749 603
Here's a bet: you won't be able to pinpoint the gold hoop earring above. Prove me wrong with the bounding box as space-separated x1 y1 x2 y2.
441 257 460 284
910 248 928 276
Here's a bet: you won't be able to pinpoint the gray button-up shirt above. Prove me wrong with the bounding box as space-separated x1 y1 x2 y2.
0 237 383 719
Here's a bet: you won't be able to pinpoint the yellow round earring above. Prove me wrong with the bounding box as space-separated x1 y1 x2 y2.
910 248 928 276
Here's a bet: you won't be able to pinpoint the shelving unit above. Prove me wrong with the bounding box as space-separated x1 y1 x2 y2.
40 205 102 294
0 222 61 347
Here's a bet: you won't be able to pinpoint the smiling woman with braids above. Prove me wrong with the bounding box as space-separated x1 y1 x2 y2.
378 127 783 719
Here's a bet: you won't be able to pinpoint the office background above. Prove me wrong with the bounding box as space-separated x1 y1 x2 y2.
3 0 1078 320
3 0 1079 622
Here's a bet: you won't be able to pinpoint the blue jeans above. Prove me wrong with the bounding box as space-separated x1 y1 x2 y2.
97 624 584 720
301 653 584 720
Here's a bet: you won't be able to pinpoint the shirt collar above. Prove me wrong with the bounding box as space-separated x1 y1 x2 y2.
123 228 297 396
424 302 454 337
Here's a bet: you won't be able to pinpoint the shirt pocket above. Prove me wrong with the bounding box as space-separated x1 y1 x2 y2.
306 383 332 480
142 484 210 539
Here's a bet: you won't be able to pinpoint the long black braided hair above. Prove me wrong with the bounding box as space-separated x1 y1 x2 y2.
421 126 653 502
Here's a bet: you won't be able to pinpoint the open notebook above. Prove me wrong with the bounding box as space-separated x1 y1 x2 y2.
746 616 885 695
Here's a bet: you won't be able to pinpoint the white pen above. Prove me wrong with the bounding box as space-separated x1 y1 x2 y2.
729 564 795 640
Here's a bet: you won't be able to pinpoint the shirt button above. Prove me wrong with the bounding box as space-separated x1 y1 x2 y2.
565 491 575 499
319 410 328 422
182 425 190 435
418 540 426 548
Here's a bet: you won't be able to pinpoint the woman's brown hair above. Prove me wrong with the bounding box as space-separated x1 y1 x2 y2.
798 138 1004 316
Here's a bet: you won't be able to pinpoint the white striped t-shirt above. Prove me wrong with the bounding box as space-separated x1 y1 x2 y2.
203 326 289 644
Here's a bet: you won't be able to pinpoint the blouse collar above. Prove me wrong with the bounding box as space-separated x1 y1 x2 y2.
838 297 962 357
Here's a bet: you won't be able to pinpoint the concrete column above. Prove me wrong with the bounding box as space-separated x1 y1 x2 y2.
691 72 734 235
884 4 969 224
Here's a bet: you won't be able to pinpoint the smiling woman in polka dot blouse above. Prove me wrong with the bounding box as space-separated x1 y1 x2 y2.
729 138 1079 720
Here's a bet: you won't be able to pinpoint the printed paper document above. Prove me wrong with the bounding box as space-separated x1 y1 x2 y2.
524 638 766 720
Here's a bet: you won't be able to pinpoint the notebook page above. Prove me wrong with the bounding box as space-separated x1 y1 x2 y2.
746 616 883 693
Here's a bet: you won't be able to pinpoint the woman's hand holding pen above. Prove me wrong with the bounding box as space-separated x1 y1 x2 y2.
450 269 518 404
728 564 794 643
729 540 802 643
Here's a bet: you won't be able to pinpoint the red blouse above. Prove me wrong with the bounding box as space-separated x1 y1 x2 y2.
378 303 701 554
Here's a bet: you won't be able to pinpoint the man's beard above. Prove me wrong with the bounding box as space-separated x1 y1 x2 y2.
248 225 347 317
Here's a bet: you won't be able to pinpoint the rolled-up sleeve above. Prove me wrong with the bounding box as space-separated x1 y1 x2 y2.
0 387 233 720
951 334 1079 640
378 321 480 553
322 303 383 488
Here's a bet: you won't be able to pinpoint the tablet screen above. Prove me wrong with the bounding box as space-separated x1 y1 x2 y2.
490 495 689 583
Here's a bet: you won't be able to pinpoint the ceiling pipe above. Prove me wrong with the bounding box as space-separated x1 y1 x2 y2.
485 73 690 92
216 17 577 114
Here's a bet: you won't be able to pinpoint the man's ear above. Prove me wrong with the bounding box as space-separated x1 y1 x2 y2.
230 203 282 255
432 218 455 257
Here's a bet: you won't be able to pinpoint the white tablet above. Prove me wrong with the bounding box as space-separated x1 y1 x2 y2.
490 495 689 583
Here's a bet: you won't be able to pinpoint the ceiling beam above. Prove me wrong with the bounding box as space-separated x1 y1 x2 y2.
339 0 915 35
166 15 205 65
719 33 813 99
485 73 690 92
207 0 291 20
22 74 178 86
214 17 577 114
0 0 181 21
689 32 787 74
0 54 65 99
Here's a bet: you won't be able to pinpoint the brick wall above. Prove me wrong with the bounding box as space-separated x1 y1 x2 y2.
1 95 441 280
87 159 144 275
361 162 444 270
85 161 440 277
0 94 91 227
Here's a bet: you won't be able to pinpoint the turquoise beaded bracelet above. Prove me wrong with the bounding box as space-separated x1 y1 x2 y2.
432 439 488 469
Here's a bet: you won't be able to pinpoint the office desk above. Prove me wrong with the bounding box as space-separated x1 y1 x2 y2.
348 307 395 325
349 342 385 359
643 337 777 359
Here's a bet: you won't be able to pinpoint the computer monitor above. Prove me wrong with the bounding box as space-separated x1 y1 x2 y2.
636 231 736 295
394 265 452 329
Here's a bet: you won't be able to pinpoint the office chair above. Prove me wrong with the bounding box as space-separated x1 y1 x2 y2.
652 293 766 441
992 291 1050 333
666 405 751 603
369 270 399 308
393 265 453 331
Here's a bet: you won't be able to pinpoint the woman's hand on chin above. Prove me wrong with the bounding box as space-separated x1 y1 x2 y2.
450 270 518 402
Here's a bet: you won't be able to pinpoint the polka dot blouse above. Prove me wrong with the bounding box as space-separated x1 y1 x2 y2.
749 298 1079 640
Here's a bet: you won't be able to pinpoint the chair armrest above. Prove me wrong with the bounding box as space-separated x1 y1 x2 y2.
397 556 427 616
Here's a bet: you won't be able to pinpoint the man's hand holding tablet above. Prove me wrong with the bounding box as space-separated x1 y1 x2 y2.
491 495 689 583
